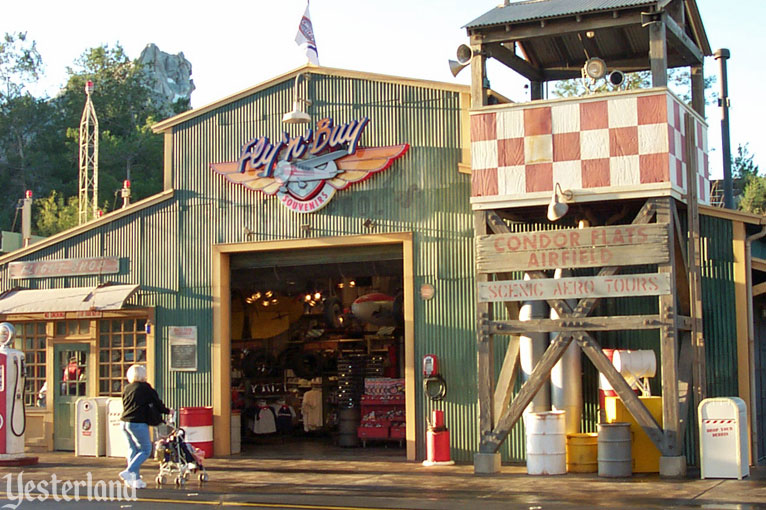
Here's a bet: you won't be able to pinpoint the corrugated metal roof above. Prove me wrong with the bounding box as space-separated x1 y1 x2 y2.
465 0 662 29
0 284 139 313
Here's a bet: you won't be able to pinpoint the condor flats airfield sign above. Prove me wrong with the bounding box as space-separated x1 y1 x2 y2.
212 117 409 213
476 224 670 273
476 223 671 303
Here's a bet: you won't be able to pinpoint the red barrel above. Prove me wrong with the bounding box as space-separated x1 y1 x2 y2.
179 406 214 459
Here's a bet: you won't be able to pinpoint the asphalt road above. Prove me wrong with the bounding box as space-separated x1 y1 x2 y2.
3 489 766 510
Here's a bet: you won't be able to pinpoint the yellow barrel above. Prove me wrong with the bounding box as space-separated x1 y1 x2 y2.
566 433 598 473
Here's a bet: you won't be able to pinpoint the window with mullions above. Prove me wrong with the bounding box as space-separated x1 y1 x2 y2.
12 322 47 407
98 318 147 396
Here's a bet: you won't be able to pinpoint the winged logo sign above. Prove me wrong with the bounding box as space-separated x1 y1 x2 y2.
211 116 409 213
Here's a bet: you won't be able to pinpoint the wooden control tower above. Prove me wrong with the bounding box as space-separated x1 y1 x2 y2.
463 0 713 477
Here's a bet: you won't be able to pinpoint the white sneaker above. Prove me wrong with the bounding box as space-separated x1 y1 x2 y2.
118 470 135 482
130 478 147 489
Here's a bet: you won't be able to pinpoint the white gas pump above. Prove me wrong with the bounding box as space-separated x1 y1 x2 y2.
0 322 26 457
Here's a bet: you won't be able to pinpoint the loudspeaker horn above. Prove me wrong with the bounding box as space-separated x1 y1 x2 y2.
456 44 473 65
449 59 469 77
608 70 625 87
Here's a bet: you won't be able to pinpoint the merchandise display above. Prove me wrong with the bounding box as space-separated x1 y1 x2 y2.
358 378 406 447
229 269 405 452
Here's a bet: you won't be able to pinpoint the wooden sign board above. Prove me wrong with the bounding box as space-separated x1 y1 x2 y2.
9 257 120 279
478 273 672 303
476 224 669 273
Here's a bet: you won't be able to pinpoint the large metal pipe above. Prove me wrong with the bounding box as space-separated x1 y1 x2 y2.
520 274 550 413
714 48 734 209
550 268 582 434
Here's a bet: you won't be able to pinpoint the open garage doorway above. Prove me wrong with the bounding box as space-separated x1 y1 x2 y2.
213 234 415 460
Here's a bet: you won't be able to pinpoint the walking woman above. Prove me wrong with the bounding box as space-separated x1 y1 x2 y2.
120 364 170 488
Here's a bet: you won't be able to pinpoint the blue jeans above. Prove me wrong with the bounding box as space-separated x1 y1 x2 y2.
121 421 152 478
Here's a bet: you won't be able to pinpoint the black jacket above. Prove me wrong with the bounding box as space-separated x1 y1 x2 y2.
121 381 169 424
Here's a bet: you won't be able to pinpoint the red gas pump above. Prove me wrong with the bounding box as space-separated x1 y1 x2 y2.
0 323 36 465
422 355 454 466
0 323 25 456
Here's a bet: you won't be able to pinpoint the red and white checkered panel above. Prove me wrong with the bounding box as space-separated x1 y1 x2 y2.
470 90 709 205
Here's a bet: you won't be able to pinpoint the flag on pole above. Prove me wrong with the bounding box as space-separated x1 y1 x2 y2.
295 1 319 65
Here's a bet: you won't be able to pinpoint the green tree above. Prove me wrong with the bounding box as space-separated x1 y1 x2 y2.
733 143 759 180
739 177 766 215
34 190 78 236
0 32 54 231
0 32 42 101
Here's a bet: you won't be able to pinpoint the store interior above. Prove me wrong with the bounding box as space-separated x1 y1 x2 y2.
229 246 406 454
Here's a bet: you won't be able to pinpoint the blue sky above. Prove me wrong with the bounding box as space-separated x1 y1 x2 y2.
2 0 762 179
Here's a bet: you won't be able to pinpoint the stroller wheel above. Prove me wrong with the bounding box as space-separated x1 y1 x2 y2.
156 474 166 485
198 472 209 482
183 471 191 480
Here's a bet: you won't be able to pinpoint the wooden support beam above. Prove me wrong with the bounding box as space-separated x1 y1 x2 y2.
530 81 543 101
691 65 705 118
475 211 494 442
677 331 694 447
577 333 666 452
658 198 681 455
664 13 705 65
732 220 753 462
493 336 520 425
489 315 672 335
482 332 574 452
753 281 766 297
471 11 643 45
649 15 668 87
470 36 488 108
684 112 707 408
486 43 543 82
671 200 688 274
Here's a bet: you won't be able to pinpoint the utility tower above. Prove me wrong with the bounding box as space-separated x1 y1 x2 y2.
78 80 99 224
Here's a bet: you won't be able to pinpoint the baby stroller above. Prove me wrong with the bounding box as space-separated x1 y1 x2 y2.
153 412 209 486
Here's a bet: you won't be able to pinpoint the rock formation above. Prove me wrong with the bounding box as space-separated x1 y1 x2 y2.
138 43 195 110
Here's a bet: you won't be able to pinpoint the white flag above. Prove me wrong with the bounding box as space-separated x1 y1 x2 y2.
295 1 319 65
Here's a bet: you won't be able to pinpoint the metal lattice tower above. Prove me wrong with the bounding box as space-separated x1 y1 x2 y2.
78 80 99 224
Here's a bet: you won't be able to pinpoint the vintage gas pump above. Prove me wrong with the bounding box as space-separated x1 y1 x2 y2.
422 355 454 466
0 322 27 458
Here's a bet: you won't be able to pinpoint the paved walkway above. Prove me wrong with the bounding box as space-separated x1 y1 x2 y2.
0 451 764 509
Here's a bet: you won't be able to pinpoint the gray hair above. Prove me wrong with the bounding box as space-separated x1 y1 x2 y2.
126 364 147 383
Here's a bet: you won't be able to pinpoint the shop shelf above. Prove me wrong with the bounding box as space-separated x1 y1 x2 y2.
357 426 389 439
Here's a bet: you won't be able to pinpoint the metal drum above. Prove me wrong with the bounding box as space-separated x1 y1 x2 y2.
338 407 360 447
598 422 632 477
524 411 566 475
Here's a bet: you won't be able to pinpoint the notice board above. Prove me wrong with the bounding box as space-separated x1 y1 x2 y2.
169 326 198 372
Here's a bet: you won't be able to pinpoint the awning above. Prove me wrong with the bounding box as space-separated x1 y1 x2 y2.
0 284 139 314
